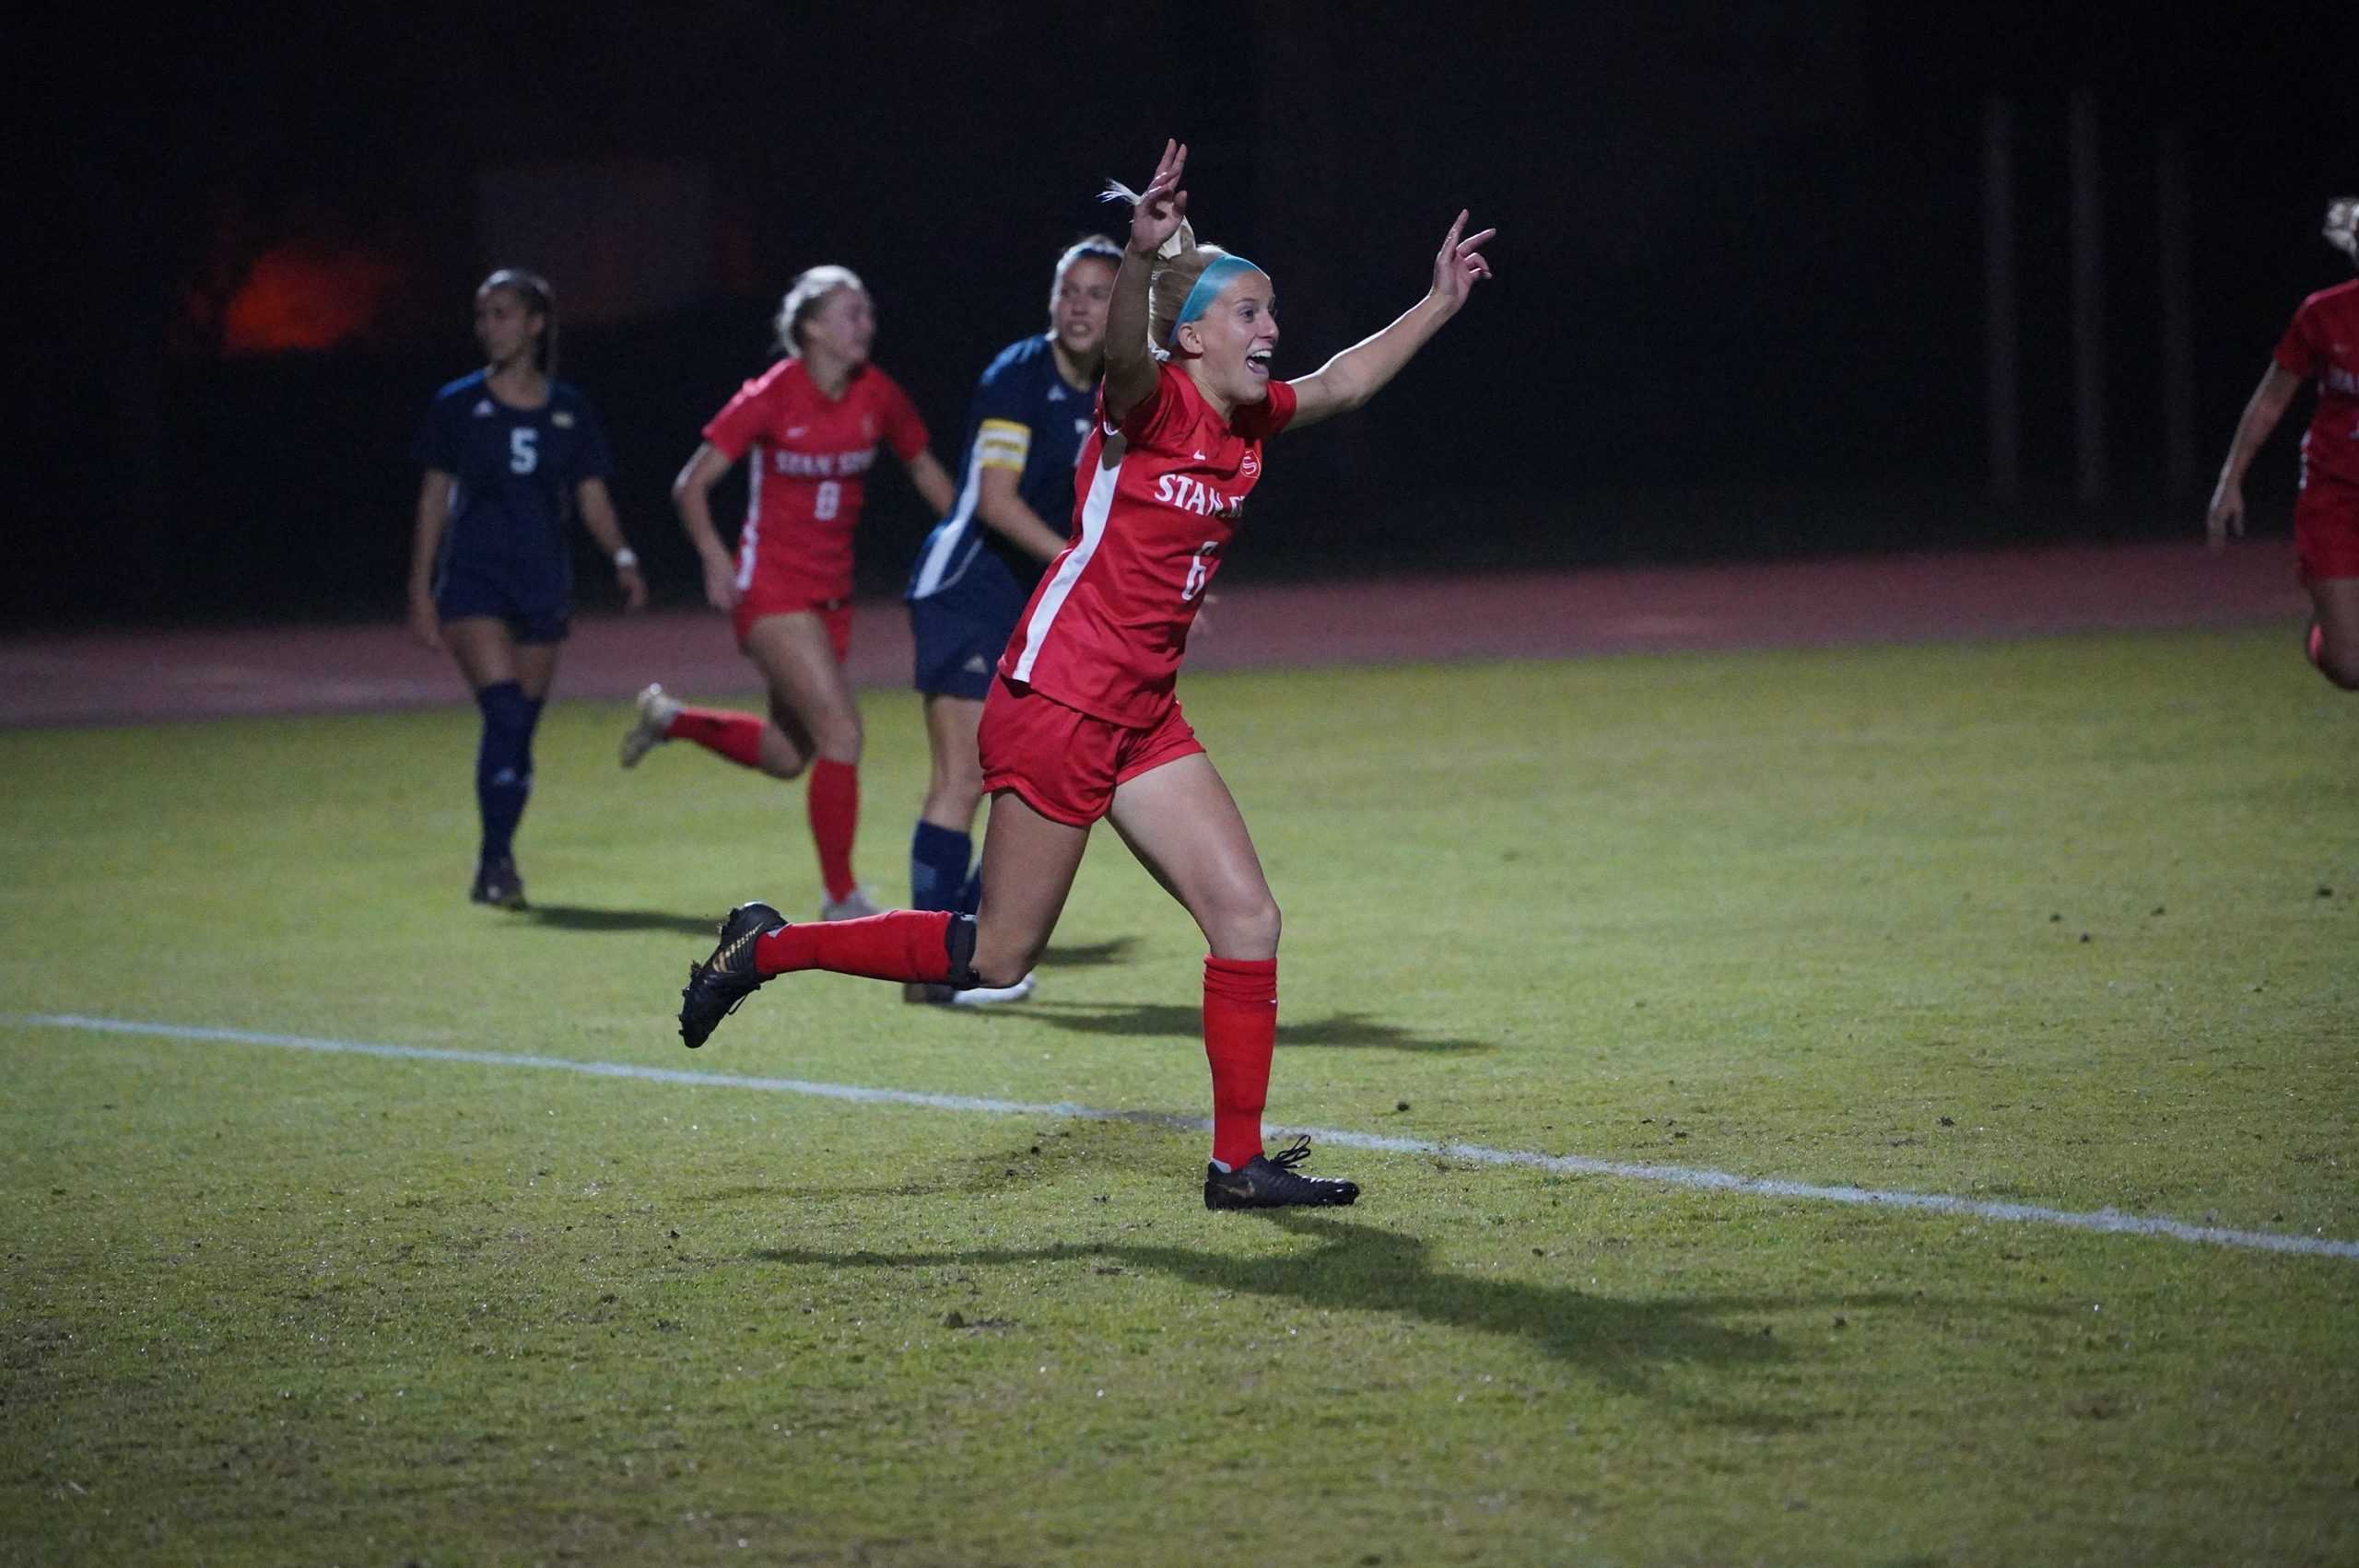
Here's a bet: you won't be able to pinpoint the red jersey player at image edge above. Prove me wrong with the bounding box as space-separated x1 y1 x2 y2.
673 139 1496 1211
616 267 957 919
406 269 648 910
2206 195 2359 691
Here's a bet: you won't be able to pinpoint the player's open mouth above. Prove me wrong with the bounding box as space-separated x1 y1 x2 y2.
1246 348 1273 377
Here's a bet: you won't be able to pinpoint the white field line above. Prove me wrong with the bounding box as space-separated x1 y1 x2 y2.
17 1012 2357 1262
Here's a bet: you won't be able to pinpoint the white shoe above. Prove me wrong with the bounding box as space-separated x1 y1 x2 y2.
950 971 1037 1007
904 972 1038 1007
819 887 884 921
618 684 681 767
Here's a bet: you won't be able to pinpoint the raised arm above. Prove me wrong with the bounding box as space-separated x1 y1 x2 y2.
2206 363 2305 550
1103 139 1189 425
406 471 454 649
672 441 742 612
1286 211 1495 432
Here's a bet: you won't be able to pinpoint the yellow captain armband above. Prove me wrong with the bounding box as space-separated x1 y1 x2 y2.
975 417 1032 471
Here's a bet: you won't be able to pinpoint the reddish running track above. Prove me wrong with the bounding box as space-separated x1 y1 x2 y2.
0 543 2312 730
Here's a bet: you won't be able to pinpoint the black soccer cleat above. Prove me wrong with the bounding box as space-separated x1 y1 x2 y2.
677 901 785 1049
1203 1136 1361 1210
470 856 527 909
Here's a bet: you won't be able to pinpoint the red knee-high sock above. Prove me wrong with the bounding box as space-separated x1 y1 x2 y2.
807 758 860 901
755 909 956 982
665 708 765 770
1203 955 1278 1171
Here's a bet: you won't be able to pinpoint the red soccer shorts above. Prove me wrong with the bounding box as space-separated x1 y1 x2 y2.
734 581 853 660
2294 477 2359 585
978 677 1204 827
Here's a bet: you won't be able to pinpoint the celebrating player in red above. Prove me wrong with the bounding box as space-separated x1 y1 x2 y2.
675 141 1495 1210
620 267 957 918
2207 196 2359 690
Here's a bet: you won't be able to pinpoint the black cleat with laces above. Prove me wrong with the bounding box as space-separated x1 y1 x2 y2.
469 856 527 909
677 901 786 1049
1203 1136 1361 1210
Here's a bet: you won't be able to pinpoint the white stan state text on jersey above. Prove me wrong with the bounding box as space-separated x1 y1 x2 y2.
1154 472 1244 519
769 447 879 478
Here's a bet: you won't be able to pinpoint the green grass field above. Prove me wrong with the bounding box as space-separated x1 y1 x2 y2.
4 625 2354 1566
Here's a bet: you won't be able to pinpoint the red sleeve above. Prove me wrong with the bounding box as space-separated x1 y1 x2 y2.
873 371 929 462
2272 299 2322 379
1117 363 1196 451
701 365 782 462
1235 376 1298 441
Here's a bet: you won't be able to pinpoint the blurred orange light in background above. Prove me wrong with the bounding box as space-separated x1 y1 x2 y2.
220 247 401 354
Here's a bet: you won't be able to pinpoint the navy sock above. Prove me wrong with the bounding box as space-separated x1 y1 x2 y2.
475 681 539 865
909 821 972 913
956 869 983 917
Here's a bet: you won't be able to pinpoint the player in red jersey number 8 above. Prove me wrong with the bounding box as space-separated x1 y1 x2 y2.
677 140 1494 1210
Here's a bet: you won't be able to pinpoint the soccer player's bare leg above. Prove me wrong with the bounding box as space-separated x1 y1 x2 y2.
745 612 867 906
1109 754 1356 1207
675 784 1080 1048
967 788 1090 987
744 613 862 762
1106 753 1278 959
920 695 988 833
912 694 991 920
2307 578 2359 690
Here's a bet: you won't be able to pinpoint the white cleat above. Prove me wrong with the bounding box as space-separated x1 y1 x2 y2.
618 684 682 767
905 972 1038 1007
819 886 885 921
950 971 1037 1007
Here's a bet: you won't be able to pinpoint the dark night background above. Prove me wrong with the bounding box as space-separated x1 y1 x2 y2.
19 1 2357 630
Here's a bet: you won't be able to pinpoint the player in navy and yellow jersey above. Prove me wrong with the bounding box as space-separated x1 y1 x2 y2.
676 143 1496 1211
408 268 646 908
898 236 1122 1004
2209 197 2359 690
616 267 956 920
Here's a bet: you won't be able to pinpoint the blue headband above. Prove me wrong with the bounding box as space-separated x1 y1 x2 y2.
1167 254 1262 346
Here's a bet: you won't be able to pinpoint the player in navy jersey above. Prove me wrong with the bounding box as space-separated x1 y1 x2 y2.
408 268 647 907
675 143 1495 1211
899 236 1122 1005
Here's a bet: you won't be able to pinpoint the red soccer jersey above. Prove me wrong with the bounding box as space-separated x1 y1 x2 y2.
1001 364 1297 725
702 358 929 603
2271 278 2359 491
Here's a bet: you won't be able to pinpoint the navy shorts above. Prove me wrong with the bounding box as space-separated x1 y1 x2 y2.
910 591 1017 700
436 562 570 645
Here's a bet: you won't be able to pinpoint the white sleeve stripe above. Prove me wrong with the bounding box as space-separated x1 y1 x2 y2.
1010 449 1121 684
910 440 992 599
737 453 762 591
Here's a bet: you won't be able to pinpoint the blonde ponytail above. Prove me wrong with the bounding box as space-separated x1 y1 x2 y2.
1103 181 1238 358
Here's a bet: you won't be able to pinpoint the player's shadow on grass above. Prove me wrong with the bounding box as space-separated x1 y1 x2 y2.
753 1213 1924 1425
520 904 720 937
710 1122 1194 1204
1037 936 1141 969
1021 1000 1493 1055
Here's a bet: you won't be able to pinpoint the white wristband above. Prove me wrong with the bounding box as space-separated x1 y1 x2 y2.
612 548 640 571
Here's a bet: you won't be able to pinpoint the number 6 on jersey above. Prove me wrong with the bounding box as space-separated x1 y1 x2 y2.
1181 540 1218 602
